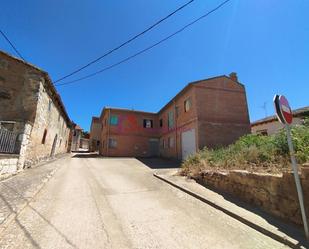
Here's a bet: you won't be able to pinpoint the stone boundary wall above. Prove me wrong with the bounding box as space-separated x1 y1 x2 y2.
0 154 19 175
193 166 309 226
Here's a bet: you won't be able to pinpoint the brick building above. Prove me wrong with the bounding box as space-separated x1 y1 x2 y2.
0 50 71 175
89 117 101 152
99 73 250 160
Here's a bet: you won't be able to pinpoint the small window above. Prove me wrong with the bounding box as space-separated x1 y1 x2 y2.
42 129 47 144
168 111 174 129
143 119 153 128
257 130 268 136
109 138 117 148
168 137 174 148
97 140 100 146
159 119 163 127
48 100 52 111
184 98 191 112
59 139 62 147
110 115 118 126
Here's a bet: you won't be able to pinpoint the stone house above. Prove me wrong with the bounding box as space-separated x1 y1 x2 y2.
251 106 309 136
71 124 82 151
89 116 101 152
99 73 250 160
0 50 71 175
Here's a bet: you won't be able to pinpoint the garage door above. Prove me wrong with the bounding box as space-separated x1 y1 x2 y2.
181 129 196 160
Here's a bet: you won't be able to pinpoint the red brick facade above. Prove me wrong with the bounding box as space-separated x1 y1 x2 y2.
99 74 251 160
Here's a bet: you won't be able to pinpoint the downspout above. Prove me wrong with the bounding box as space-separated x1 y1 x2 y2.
107 109 111 157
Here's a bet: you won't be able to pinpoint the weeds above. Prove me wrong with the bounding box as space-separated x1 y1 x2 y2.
181 118 309 176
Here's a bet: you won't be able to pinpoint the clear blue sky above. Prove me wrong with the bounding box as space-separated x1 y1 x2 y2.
1 0 308 131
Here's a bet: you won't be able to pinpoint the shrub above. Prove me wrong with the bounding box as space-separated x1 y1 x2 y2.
181 119 309 175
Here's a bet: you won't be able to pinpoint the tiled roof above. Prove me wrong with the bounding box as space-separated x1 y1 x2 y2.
251 106 309 126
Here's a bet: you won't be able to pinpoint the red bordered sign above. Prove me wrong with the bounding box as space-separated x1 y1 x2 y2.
273 95 293 125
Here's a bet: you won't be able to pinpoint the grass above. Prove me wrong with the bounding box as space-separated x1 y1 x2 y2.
181 118 309 176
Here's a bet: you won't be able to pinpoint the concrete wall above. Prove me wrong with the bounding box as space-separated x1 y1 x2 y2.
194 167 309 226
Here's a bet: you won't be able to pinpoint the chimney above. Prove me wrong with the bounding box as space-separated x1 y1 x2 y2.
229 72 238 82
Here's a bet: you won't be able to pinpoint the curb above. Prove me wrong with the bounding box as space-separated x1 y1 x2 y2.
153 173 307 249
0 160 62 236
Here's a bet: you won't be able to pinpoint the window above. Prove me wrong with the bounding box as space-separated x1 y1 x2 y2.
162 139 166 149
59 139 62 147
109 138 117 148
0 121 15 131
168 137 174 148
48 100 52 111
159 119 163 127
110 115 118 126
168 111 174 129
184 98 192 112
97 140 100 146
42 129 47 144
257 130 268 136
143 119 153 128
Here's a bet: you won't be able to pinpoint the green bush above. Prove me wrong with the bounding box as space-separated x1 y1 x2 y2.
181 118 309 175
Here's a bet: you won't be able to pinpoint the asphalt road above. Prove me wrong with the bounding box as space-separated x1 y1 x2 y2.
0 154 288 249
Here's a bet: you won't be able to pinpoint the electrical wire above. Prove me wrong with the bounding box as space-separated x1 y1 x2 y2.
54 0 195 83
55 0 231 87
0 29 25 61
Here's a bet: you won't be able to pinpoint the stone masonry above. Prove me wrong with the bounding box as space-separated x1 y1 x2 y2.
194 166 309 226
0 50 71 175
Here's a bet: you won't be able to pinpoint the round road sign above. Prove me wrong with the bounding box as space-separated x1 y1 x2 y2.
273 95 293 125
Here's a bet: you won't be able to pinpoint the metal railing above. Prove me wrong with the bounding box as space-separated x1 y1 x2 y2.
0 128 18 154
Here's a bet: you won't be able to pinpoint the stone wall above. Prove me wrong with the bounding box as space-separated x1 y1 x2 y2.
0 154 19 175
194 167 309 226
25 80 70 167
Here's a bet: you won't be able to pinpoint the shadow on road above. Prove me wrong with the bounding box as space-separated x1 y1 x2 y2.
72 153 100 158
137 157 181 169
195 180 309 248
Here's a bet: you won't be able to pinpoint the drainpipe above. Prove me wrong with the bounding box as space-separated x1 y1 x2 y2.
107 109 111 157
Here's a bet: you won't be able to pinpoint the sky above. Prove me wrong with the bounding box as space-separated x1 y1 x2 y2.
1 0 308 131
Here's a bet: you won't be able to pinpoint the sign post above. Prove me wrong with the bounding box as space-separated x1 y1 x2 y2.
274 94 309 240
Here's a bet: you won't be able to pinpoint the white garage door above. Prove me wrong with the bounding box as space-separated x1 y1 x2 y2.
181 129 196 160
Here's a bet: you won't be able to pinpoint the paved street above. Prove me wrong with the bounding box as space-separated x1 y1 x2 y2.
0 154 287 249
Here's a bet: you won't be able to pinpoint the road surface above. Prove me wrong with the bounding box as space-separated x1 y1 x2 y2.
0 154 287 249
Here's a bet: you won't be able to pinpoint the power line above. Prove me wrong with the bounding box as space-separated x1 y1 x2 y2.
56 0 231 87
0 29 25 61
54 0 195 83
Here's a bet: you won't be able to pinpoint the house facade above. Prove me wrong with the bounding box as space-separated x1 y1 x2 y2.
99 73 250 160
0 50 71 175
71 124 82 151
251 106 309 135
89 117 101 152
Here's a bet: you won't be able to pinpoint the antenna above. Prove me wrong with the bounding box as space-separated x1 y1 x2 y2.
261 102 268 118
